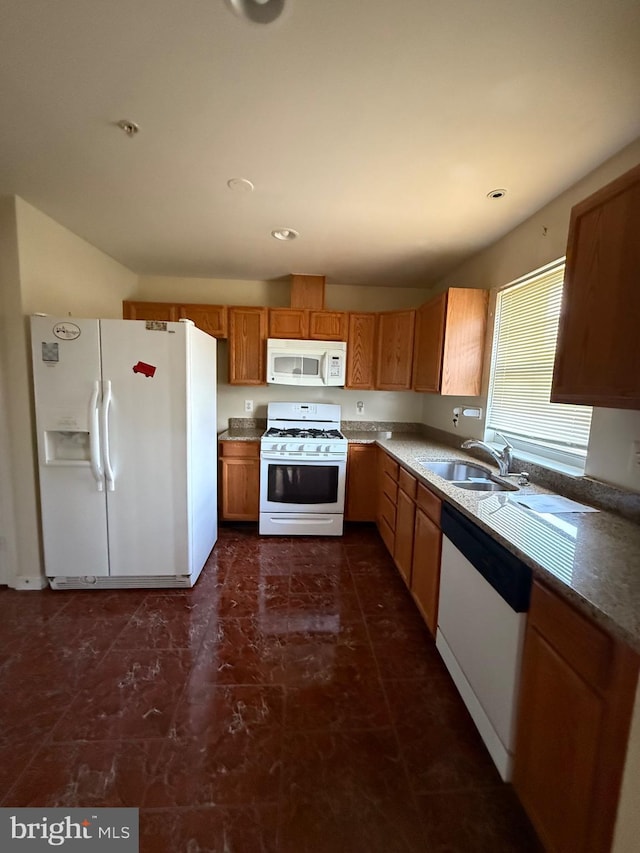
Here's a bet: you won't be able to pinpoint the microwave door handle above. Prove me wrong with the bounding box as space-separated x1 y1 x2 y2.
321 352 329 384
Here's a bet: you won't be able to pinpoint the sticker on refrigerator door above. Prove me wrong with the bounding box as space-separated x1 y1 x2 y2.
132 361 156 378
145 321 168 331
41 342 59 362
52 322 81 340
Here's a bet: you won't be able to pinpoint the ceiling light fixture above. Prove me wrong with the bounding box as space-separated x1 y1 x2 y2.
117 119 139 137
226 0 287 25
227 177 255 192
271 228 298 241
487 188 507 199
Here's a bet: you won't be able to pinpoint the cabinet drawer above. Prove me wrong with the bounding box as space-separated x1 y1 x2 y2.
416 483 441 526
398 468 417 499
219 440 260 458
380 492 397 531
381 472 398 503
529 582 613 691
381 453 399 481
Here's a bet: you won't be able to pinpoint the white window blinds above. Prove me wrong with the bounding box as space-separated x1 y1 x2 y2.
487 262 592 463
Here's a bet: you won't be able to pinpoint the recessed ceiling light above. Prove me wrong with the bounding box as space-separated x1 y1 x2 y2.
487 188 507 199
226 0 287 24
227 177 254 192
271 228 299 241
117 119 139 137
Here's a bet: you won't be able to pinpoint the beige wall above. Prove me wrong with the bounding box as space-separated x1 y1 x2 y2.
137 274 429 431
421 136 640 492
0 196 137 586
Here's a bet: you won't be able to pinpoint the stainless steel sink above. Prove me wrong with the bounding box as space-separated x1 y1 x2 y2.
419 460 491 480
418 459 518 492
452 479 518 492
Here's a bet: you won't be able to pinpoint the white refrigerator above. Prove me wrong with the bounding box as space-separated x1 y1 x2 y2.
30 316 218 589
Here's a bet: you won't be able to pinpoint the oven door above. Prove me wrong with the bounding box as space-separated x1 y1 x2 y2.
259 454 346 513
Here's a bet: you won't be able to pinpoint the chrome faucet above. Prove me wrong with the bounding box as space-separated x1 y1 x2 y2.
461 433 513 476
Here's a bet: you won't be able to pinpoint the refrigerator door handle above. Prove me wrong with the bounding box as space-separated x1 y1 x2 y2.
89 380 104 491
101 379 116 492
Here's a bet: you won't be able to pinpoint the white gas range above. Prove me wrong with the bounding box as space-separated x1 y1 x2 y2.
259 402 348 536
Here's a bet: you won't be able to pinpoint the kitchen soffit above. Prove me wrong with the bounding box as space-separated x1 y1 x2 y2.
0 0 639 288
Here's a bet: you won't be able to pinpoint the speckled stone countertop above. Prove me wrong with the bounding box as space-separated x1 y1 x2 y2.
378 434 640 655
218 422 640 653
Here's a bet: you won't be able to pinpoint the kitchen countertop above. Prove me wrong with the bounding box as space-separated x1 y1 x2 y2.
219 426 640 653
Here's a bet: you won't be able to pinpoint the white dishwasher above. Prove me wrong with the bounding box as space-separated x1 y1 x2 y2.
436 503 532 782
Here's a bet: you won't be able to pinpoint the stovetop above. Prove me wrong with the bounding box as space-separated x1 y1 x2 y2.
264 427 344 440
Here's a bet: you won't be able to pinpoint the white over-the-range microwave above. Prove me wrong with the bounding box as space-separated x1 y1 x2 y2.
266 338 347 386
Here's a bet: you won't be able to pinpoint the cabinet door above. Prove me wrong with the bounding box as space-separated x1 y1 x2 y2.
345 444 378 521
268 308 309 339
122 301 178 322
179 304 228 338
412 293 446 392
411 507 441 636
376 310 415 390
393 485 416 586
309 311 348 341
228 307 267 385
513 582 640 853
412 288 488 395
551 163 640 409
345 313 377 390
219 442 260 521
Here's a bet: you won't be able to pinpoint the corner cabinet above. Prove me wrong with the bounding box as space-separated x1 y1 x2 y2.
228 306 267 385
376 309 415 390
551 162 640 409
513 581 639 853
412 288 488 395
219 441 260 521
345 444 378 521
123 301 178 323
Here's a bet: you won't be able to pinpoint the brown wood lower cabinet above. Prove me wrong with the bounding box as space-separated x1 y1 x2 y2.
219 440 260 521
513 581 639 853
345 444 378 522
394 469 417 585
375 450 443 636
410 484 442 636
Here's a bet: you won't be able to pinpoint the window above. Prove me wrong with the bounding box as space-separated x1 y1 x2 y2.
486 260 592 472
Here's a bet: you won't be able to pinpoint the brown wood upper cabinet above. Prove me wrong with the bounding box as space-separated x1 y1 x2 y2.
268 308 309 339
345 312 377 390
228 306 267 385
123 300 227 337
178 304 227 337
551 163 640 409
412 288 488 395
376 309 416 390
513 581 639 853
308 310 348 341
123 300 178 323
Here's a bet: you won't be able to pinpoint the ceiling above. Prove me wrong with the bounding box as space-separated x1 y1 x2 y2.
1 0 639 288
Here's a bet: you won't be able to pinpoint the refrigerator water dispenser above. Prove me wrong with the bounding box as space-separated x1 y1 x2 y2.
44 430 91 463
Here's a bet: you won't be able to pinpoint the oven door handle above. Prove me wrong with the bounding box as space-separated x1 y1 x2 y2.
260 452 345 462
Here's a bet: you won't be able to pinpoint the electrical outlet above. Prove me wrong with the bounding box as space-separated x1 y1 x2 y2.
244 400 253 413
631 440 640 471
356 400 364 414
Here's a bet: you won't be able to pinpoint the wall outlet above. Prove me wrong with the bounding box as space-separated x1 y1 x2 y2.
356 400 364 414
244 400 254 413
631 440 640 470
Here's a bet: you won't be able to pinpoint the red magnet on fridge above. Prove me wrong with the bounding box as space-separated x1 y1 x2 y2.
132 361 156 378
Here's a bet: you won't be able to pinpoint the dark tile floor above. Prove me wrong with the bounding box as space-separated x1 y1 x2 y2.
0 524 542 852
